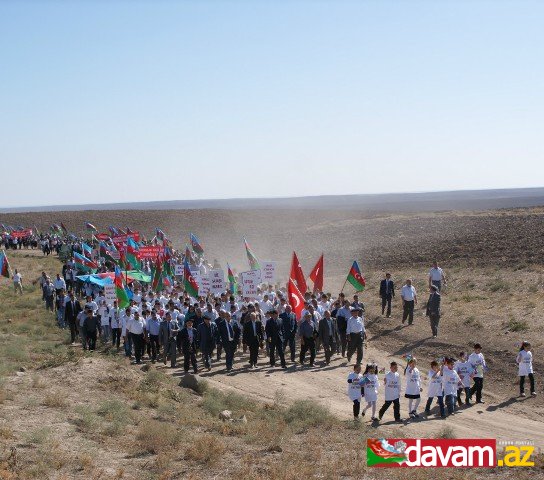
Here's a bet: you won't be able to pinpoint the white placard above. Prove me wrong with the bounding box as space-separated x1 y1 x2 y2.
209 269 225 294
240 270 261 298
261 261 276 283
174 264 184 276
104 284 117 306
198 274 210 296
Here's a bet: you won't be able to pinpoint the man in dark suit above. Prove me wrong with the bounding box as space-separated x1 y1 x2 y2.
218 312 241 371
379 273 395 317
197 314 218 371
180 317 198 373
280 305 297 362
265 310 287 368
425 285 441 338
64 291 82 344
318 310 339 365
242 312 263 368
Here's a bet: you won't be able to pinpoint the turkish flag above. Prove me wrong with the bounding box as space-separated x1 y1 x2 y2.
290 252 307 294
309 254 324 293
288 277 305 320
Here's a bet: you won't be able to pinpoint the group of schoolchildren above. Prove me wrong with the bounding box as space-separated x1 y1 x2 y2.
347 341 536 421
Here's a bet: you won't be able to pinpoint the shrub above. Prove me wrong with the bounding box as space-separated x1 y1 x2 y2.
434 426 457 439
185 434 225 465
42 391 67 408
282 400 334 433
201 389 256 417
136 420 181 453
507 318 528 332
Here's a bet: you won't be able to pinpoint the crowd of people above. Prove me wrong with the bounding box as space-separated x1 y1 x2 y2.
2 231 537 425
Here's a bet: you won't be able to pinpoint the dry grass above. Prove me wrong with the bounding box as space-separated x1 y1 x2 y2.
42 391 68 408
136 420 183 454
185 433 226 466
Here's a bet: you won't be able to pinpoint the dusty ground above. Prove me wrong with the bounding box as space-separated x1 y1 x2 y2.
1 207 543 479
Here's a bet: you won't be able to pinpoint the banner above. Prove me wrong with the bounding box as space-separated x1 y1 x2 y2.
104 284 117 306
11 229 33 238
112 232 140 243
139 246 164 259
240 270 261 298
209 269 225 294
198 273 210 296
95 233 111 241
261 261 276 283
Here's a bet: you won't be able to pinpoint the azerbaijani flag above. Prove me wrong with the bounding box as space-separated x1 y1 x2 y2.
183 259 199 298
156 228 165 241
85 222 98 233
190 233 204 255
227 263 237 294
151 256 164 292
243 237 260 270
51 224 62 234
73 251 98 272
0 250 11 278
81 242 93 257
163 246 173 276
184 244 195 266
99 241 119 264
125 237 141 270
346 261 366 292
108 225 119 236
114 266 130 308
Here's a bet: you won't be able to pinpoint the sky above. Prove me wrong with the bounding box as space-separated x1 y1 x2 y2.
1 0 543 208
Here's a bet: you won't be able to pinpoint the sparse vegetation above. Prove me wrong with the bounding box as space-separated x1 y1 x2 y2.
506 318 529 332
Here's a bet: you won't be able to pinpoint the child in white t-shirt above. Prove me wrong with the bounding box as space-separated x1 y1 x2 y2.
424 361 445 418
347 364 364 419
404 357 422 418
516 341 536 397
361 364 379 421
454 352 474 406
378 362 402 422
442 357 462 416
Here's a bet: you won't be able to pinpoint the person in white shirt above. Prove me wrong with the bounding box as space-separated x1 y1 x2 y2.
121 307 133 357
128 311 146 364
428 261 447 292
84 295 98 314
404 357 422 418
468 343 487 403
442 357 461 416
98 300 111 343
13 269 23 295
346 307 365 364
110 301 122 349
53 274 66 295
378 362 402 422
347 363 364 419
424 361 445 418
361 364 379 421
259 295 273 314
454 352 474 406
516 341 536 397
400 279 417 325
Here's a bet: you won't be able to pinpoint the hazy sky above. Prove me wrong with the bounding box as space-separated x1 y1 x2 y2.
1 1 543 207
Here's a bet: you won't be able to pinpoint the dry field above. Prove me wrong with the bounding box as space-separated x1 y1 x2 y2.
0 206 543 479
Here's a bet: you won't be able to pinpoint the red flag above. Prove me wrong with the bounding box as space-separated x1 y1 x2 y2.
309 254 324 293
290 252 307 294
288 278 304 320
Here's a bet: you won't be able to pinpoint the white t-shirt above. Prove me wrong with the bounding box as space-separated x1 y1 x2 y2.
404 367 421 396
517 350 533 376
427 370 443 397
363 374 379 403
468 352 486 378
454 360 473 388
442 367 461 396
384 371 401 401
347 372 363 401
13 273 22 283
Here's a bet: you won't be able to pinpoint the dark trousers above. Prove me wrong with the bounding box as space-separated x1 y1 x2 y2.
45 295 54 312
457 387 471 404
470 377 484 402
68 320 78 343
347 333 363 364
202 347 213 369
216 343 223 361
269 339 286 367
353 399 361 417
111 328 122 348
132 333 145 363
299 337 316 365
184 349 198 372
148 334 159 360
283 336 296 362
338 331 347 356
379 398 400 421
381 294 392 316
322 339 335 364
86 330 97 351
403 300 414 324
429 314 440 336
165 338 177 367
520 374 535 394
425 396 445 417
124 334 133 357
445 394 456 415
249 342 259 366
224 341 236 370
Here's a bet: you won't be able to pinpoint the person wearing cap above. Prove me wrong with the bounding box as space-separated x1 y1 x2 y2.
180 317 198 373
298 312 318 367
425 285 441 338
265 310 287 368
346 307 365 364
242 312 264 368
197 313 218 371
218 312 241 371
400 279 417 325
